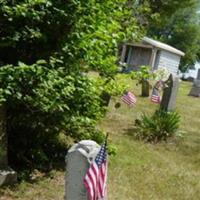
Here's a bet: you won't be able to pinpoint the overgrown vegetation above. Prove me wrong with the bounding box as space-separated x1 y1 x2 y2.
0 0 143 171
134 109 181 142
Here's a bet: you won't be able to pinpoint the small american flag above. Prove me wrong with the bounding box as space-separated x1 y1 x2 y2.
83 142 108 200
154 80 164 90
121 91 137 106
151 88 161 103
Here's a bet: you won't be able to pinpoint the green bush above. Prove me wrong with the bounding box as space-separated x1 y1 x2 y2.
0 62 106 170
0 0 143 172
134 109 181 143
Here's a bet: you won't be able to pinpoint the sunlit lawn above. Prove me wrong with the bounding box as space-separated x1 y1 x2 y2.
0 75 200 200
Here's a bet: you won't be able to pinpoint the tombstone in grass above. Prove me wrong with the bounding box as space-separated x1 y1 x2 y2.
141 79 150 97
65 140 101 200
160 74 180 111
0 106 17 186
101 91 111 107
189 68 200 97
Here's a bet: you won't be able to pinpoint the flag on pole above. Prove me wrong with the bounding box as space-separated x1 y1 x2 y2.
154 80 164 90
121 91 137 106
151 88 161 103
83 142 108 200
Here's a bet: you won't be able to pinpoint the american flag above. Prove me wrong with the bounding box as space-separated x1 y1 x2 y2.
83 142 108 200
121 91 137 106
154 80 164 90
151 88 161 103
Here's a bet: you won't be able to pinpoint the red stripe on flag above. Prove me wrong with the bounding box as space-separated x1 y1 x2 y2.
121 91 137 106
83 143 108 200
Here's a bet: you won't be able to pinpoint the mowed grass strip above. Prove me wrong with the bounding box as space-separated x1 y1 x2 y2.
1 75 200 200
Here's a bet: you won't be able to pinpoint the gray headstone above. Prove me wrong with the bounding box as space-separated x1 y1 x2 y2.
65 140 102 200
189 87 200 97
0 106 17 186
160 74 179 111
189 69 200 97
141 79 150 97
193 79 200 87
101 91 111 107
197 68 200 80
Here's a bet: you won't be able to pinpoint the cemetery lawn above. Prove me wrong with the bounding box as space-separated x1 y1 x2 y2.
0 75 200 200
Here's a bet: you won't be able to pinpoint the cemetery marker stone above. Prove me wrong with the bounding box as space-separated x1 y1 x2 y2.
189 68 200 97
197 68 200 79
65 140 101 200
141 79 150 97
0 106 17 186
160 74 179 111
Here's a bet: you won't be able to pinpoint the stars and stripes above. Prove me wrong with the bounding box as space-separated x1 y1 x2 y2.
151 88 161 103
154 80 164 90
121 91 137 106
83 142 108 200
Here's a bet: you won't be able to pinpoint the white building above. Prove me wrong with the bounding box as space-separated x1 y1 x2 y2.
120 37 185 74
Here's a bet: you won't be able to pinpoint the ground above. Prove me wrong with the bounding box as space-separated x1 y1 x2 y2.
0 75 200 200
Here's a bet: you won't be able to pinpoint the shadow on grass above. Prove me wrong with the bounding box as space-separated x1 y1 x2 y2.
122 125 140 142
0 160 66 195
17 158 66 181
123 126 137 137
123 123 183 145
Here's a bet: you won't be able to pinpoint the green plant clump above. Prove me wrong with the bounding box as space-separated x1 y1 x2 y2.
134 109 181 143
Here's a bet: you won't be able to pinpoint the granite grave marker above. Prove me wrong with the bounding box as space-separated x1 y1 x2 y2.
189 68 200 97
160 74 179 111
65 140 106 200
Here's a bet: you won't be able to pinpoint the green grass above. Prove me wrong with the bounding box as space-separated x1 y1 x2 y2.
1 75 200 200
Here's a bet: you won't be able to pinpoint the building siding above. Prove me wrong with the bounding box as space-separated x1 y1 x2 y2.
157 51 180 74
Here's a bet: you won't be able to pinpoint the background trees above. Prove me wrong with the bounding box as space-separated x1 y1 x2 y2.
137 0 200 71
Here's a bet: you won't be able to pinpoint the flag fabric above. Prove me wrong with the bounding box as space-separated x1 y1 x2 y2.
83 142 108 200
151 88 161 103
121 91 137 106
154 80 164 90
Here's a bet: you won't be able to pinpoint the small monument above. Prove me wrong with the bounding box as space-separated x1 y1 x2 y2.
141 79 150 97
189 69 200 97
160 74 179 111
101 91 111 107
0 106 17 186
65 140 101 200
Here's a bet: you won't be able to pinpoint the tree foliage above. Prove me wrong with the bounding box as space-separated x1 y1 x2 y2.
0 0 143 169
137 0 200 71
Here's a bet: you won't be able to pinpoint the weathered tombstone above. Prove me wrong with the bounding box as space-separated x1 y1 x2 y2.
65 140 102 200
160 74 179 111
141 79 150 97
101 91 111 107
0 106 17 186
189 68 200 97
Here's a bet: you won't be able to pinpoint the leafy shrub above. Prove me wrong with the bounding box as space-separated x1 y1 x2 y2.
0 0 143 172
134 109 181 142
0 62 106 170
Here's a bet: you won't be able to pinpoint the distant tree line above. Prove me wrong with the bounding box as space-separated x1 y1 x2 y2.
136 0 200 71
